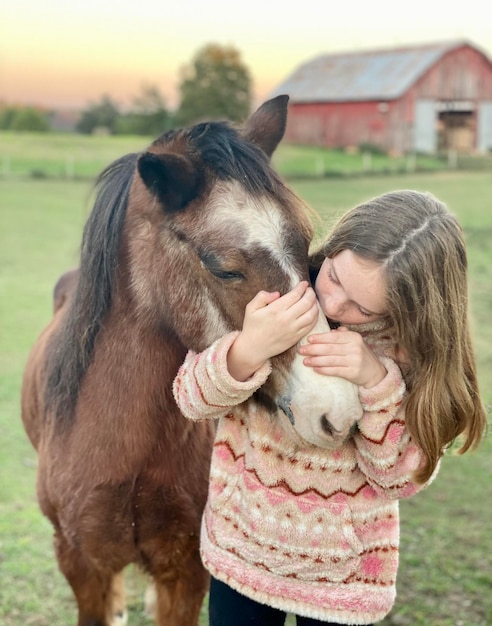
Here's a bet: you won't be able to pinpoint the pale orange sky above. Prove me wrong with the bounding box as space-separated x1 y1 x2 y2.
2 0 492 111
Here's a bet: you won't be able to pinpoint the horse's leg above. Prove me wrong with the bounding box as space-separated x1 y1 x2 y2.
152 568 209 626
147 544 209 626
54 528 127 626
108 571 127 626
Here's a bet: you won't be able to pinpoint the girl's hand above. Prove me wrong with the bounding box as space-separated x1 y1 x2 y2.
227 282 319 381
299 326 387 388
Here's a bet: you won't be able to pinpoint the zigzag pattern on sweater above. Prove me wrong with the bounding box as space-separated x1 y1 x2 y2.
173 326 429 624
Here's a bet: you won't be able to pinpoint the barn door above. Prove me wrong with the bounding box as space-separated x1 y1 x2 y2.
477 102 492 153
414 100 436 153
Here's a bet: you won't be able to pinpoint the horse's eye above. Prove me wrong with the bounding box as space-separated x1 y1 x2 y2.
209 268 244 281
198 251 244 281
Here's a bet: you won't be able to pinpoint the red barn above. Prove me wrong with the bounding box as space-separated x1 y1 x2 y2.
272 40 492 154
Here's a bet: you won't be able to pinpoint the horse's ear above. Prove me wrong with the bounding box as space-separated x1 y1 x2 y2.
242 94 289 158
137 153 202 211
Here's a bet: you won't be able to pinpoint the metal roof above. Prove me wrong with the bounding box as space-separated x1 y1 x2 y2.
271 40 473 103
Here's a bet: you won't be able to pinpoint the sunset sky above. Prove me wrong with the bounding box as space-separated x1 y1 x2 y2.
2 0 492 111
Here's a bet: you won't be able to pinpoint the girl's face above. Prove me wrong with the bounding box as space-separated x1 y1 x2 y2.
315 250 387 325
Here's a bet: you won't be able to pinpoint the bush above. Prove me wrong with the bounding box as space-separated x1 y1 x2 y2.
10 107 50 132
358 141 387 155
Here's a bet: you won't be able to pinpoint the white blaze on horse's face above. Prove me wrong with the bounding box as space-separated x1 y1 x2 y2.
204 181 293 272
198 181 296 346
201 181 363 450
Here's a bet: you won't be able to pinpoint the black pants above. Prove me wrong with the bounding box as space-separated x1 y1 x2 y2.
209 577 373 626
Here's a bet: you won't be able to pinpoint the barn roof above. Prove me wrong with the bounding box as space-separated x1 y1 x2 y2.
271 40 479 103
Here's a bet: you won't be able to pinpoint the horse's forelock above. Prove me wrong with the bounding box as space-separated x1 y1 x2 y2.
188 121 277 195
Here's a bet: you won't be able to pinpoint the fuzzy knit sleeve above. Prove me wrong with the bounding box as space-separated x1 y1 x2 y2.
353 356 431 500
173 331 272 421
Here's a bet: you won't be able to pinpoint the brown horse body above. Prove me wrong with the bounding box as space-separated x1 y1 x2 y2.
21 97 361 626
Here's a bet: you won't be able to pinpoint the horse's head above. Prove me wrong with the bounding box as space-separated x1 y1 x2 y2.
124 95 362 448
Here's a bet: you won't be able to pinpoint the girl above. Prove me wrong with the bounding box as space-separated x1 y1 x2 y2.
173 190 486 625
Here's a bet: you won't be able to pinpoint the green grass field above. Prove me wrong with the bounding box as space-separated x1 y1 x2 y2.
1 164 491 625
0 130 462 180
0 131 151 180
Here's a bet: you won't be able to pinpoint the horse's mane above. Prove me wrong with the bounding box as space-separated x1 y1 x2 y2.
44 121 308 424
45 153 138 422
185 121 278 194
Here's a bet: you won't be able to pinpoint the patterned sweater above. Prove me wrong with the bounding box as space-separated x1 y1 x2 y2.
173 322 431 625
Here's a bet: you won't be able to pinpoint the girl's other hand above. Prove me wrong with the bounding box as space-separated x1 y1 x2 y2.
227 281 319 382
299 326 387 388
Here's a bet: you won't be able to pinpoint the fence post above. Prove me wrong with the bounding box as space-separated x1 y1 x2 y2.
362 152 372 172
406 153 416 172
2 155 10 177
448 150 457 169
65 155 75 179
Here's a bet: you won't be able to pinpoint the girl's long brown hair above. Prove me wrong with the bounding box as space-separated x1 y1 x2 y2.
312 190 487 483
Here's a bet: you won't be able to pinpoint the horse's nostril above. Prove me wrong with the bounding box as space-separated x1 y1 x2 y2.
320 414 333 436
278 396 295 426
320 414 340 437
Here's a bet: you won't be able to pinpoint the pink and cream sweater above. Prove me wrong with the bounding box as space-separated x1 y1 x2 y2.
173 322 431 625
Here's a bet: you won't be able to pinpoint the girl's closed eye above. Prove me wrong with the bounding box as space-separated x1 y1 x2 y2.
328 263 371 317
327 268 339 284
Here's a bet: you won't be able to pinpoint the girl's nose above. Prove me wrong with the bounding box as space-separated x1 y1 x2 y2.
324 293 347 319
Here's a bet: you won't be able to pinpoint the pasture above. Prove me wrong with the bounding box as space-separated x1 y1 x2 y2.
0 130 449 180
1 160 491 624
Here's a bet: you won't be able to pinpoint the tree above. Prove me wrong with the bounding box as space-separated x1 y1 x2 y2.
9 107 50 132
175 44 252 127
115 84 171 136
76 95 120 134
0 107 18 130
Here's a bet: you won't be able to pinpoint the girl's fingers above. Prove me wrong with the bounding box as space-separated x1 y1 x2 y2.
273 281 311 310
299 340 349 357
248 290 280 311
307 329 351 343
249 282 311 314
282 288 318 323
263 284 317 324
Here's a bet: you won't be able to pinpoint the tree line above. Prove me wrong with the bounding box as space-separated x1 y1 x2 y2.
0 44 253 135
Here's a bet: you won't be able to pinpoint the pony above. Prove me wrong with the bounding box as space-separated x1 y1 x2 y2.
21 95 362 626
